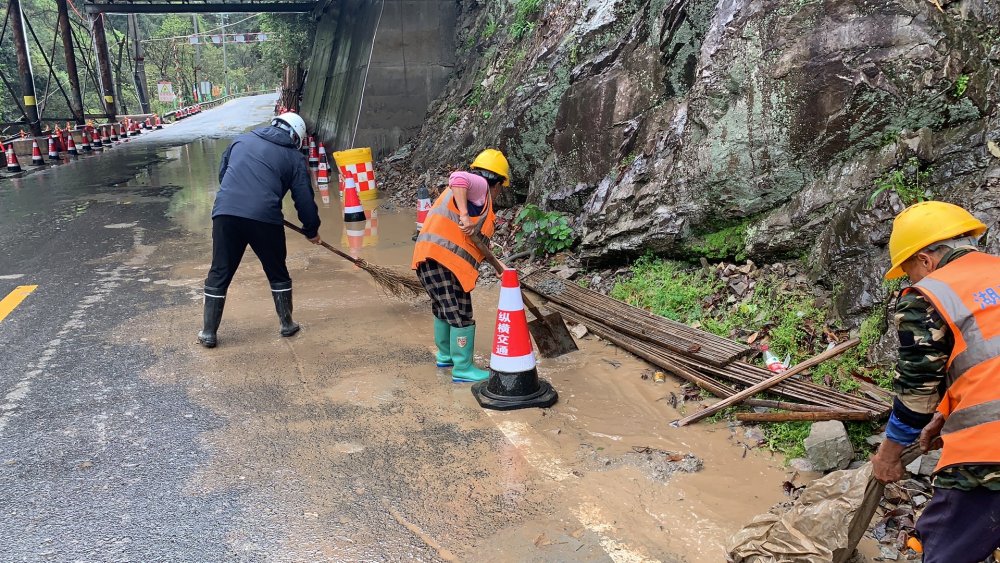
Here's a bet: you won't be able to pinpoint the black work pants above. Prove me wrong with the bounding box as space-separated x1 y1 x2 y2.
205 215 290 290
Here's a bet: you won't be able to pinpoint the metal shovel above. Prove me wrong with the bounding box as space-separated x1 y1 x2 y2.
472 236 578 358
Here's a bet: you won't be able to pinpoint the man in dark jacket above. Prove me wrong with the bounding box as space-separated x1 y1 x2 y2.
197 111 322 348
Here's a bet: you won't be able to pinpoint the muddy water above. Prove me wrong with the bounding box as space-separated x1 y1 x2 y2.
117 140 802 561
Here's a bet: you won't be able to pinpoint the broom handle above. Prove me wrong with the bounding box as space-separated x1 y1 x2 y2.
282 220 363 266
471 235 548 320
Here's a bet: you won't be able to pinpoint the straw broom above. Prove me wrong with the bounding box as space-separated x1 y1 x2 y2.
283 220 424 299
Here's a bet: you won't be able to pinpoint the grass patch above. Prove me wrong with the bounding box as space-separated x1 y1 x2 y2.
763 422 810 460
610 257 719 324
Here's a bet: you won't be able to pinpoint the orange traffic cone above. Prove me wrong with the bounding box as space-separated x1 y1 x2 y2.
318 184 331 206
110 124 119 143
81 129 92 152
6 144 23 172
30 139 44 166
101 126 112 147
472 269 558 409
308 137 319 168
155 115 163 129
343 177 367 223
48 135 60 161
66 134 78 156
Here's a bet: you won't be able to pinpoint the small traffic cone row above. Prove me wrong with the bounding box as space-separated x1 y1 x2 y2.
30 139 44 165
308 137 319 168
6 143 22 172
471 269 558 410
66 134 78 156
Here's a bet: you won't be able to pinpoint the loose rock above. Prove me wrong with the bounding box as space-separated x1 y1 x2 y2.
804 421 855 471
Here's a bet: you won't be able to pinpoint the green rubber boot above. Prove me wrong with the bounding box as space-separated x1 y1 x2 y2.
434 318 453 367
450 325 489 383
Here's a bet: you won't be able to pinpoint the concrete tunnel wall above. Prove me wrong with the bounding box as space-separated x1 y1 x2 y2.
301 0 457 160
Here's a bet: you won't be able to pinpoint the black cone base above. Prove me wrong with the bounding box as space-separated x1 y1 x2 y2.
471 367 557 410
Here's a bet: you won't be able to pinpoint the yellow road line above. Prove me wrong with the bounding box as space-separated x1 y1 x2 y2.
0 285 38 323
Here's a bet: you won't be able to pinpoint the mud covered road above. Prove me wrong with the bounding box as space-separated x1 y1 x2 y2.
1 95 803 562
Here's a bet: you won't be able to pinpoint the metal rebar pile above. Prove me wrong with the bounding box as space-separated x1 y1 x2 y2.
523 270 891 420
523 271 750 367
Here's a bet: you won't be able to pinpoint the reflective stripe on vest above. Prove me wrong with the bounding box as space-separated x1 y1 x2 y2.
411 188 495 292
906 252 1000 470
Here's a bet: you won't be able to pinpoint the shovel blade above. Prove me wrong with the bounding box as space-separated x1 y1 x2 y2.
528 312 578 358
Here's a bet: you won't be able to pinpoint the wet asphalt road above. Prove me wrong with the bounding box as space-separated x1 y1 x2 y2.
0 96 278 561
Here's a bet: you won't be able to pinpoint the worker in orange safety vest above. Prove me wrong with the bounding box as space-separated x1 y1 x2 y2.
871 201 1000 562
412 149 510 383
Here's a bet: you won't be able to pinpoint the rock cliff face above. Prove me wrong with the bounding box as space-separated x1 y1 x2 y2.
387 0 1000 322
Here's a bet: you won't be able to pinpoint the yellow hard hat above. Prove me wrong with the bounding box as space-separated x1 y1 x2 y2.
885 201 987 280
470 148 510 186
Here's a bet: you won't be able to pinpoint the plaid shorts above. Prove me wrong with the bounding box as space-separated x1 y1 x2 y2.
416 259 474 328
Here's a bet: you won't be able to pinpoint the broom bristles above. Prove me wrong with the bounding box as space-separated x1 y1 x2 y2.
357 259 425 299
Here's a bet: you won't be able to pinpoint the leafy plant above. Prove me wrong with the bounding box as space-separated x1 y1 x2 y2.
954 74 970 97
514 204 576 255
482 110 493 120
511 0 543 40
483 16 498 40
467 85 483 107
445 110 459 125
868 157 933 208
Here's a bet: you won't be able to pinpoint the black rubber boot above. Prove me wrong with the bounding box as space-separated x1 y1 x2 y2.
271 281 300 337
197 286 226 348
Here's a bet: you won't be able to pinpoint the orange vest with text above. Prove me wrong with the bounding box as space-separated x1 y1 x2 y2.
904 251 1000 472
411 188 495 292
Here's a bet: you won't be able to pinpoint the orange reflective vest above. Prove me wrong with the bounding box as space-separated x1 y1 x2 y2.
411 188 496 292
904 252 1000 472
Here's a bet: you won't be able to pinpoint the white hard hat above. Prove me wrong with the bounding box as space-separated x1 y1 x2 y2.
271 111 307 149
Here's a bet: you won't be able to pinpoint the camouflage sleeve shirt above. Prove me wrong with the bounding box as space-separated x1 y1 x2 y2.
890 247 1000 490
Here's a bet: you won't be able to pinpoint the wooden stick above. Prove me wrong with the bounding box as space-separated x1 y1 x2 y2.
743 399 838 413
672 338 861 427
836 445 922 563
735 410 874 423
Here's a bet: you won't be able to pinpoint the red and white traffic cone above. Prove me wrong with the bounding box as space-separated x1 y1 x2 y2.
66 134 79 156
145 117 153 130
415 184 431 231
155 115 163 129
30 139 45 166
316 156 330 186
343 177 367 223
471 269 558 409
80 129 92 152
47 136 60 161
318 142 329 168
6 144 23 172
308 137 319 168
110 124 119 143
101 126 112 147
